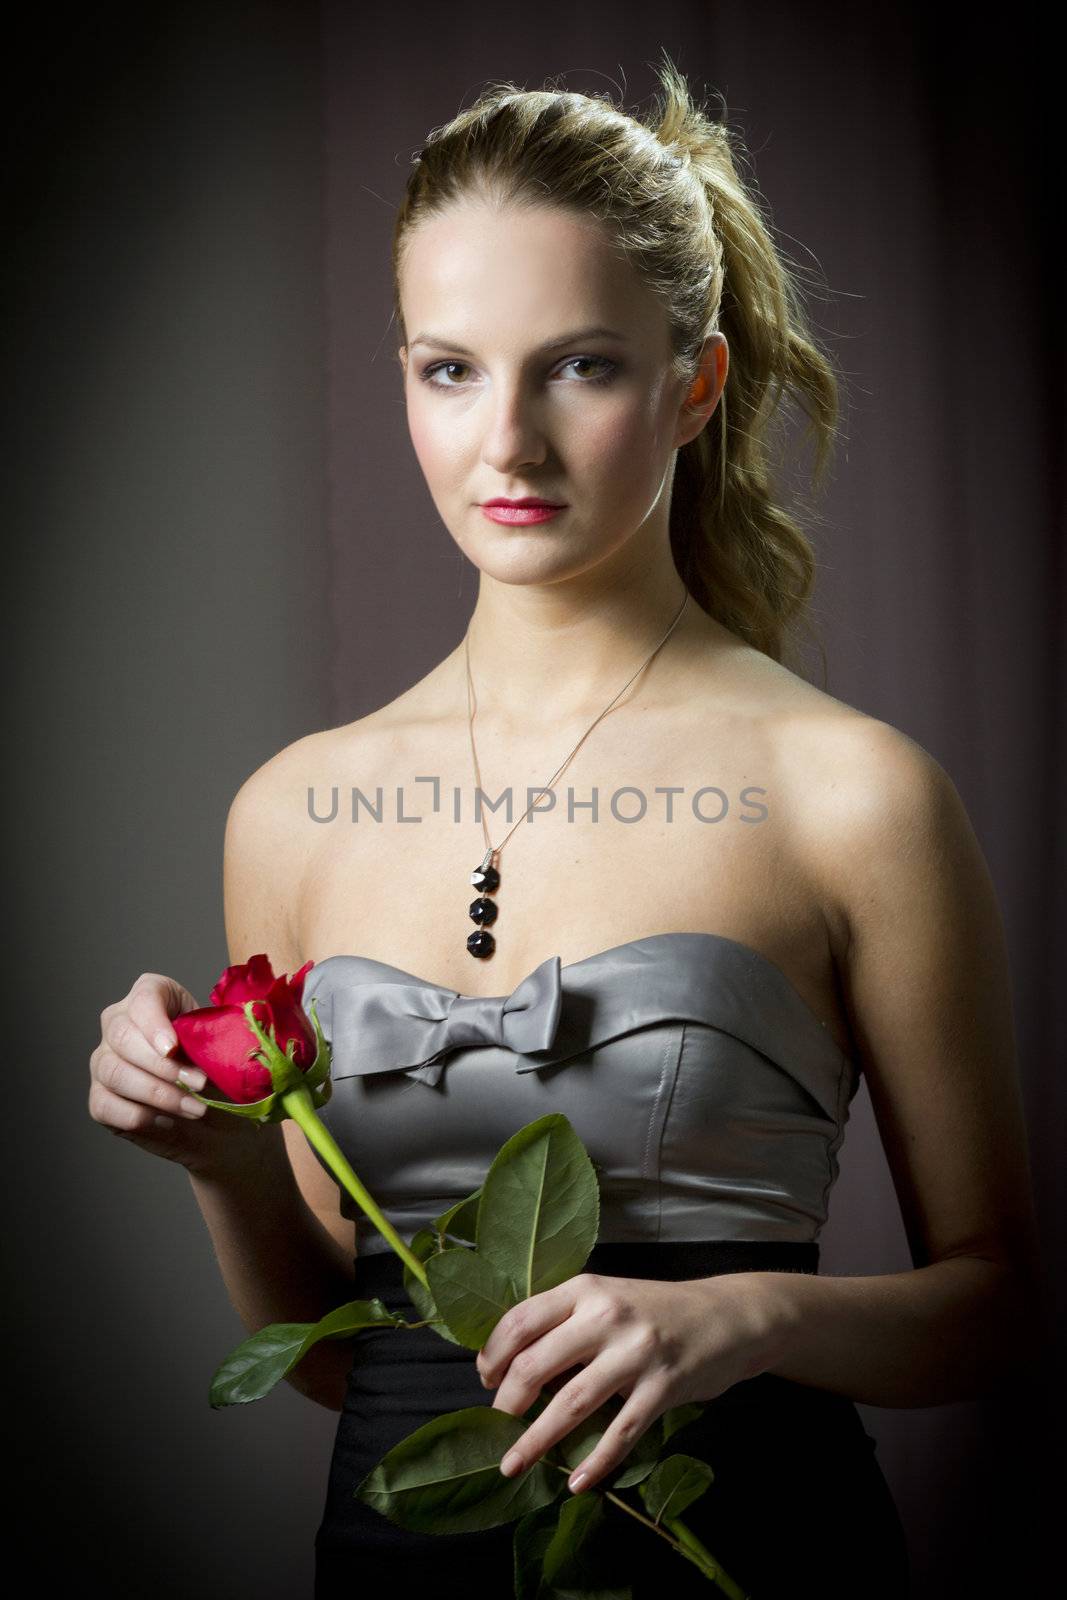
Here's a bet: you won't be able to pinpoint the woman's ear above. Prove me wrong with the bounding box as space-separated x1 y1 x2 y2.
675 334 728 448
695 333 727 407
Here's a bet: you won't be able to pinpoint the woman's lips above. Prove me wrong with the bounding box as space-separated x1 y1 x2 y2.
480 504 567 525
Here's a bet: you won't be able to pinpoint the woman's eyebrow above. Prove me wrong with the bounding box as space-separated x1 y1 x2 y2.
408 326 630 356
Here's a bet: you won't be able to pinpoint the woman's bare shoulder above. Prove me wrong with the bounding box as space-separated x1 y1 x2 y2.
767 679 964 950
221 712 396 971
762 659 951 816
720 650 960 950
728 646 937 773
226 722 350 822
237 666 451 793
227 662 458 848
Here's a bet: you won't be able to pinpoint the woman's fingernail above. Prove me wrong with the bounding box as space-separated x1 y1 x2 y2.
153 1114 175 1130
568 1470 588 1493
155 1031 176 1056
177 1068 207 1091
500 1451 522 1477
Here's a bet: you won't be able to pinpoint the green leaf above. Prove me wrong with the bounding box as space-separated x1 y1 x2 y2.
661 1401 706 1444
209 1296 399 1407
545 1586 632 1598
546 1395 659 1490
541 1491 605 1584
432 1187 482 1244
401 1227 458 1343
602 1415 665 1490
513 1500 564 1599
425 1246 518 1348
550 1398 618 1472
514 1495 633 1598
637 1453 715 1527
606 1401 707 1490
356 1405 559 1534
476 1113 599 1301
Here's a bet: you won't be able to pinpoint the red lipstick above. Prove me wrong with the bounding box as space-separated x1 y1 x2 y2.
480 496 567 525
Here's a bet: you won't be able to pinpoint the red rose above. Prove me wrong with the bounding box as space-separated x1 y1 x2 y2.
173 954 315 1105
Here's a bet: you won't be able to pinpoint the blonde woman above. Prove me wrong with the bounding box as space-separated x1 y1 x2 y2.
89 58 1043 1598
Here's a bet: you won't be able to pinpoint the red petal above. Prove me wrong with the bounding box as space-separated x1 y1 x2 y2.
264 975 317 1068
287 960 314 1004
209 954 277 1009
173 1004 274 1103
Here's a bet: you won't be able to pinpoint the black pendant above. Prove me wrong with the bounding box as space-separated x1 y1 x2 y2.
468 850 500 957
470 862 500 894
466 927 496 958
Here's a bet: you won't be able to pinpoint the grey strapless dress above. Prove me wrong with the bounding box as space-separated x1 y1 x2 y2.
303 932 911 1598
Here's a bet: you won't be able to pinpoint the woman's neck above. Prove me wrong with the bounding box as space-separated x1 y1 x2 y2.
456 575 718 730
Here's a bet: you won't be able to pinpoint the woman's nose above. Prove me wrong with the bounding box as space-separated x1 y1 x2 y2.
480 385 548 468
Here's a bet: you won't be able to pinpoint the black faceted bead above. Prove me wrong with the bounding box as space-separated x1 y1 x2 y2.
469 896 498 926
467 928 496 958
470 862 500 894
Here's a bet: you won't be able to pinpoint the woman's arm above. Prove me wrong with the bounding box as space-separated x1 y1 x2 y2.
186 746 358 1413
751 719 1049 1407
187 1129 357 1412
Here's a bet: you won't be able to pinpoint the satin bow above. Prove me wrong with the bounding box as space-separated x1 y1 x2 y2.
327 954 564 1087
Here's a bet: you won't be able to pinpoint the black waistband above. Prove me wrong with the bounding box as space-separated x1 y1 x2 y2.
354 1237 819 1295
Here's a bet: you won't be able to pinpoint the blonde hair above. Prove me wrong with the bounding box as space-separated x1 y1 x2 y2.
392 53 842 672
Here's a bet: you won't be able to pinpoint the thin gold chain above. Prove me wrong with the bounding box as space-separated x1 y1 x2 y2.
463 588 690 866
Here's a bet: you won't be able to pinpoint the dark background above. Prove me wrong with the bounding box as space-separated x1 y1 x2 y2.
6 2 1062 1593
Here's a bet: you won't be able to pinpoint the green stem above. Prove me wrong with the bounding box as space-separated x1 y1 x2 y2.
544 1461 748 1597
281 1083 430 1289
664 1513 748 1598
537 1465 748 1600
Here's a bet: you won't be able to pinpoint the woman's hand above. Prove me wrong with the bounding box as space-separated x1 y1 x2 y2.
475 1270 783 1493
89 971 260 1178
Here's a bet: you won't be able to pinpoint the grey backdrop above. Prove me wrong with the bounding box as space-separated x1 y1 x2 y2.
8 2 1061 1594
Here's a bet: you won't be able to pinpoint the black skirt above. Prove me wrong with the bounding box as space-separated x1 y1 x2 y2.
314 1240 911 1599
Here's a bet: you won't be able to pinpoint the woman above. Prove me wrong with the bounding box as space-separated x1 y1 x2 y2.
88 61 1043 1598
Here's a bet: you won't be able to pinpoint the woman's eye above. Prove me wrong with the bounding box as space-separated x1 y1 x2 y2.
422 360 473 388
566 356 616 384
418 355 616 391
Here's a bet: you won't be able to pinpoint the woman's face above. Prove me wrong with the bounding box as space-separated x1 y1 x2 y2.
397 197 715 587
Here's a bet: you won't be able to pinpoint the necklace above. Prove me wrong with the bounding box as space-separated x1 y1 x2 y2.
462 589 691 958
